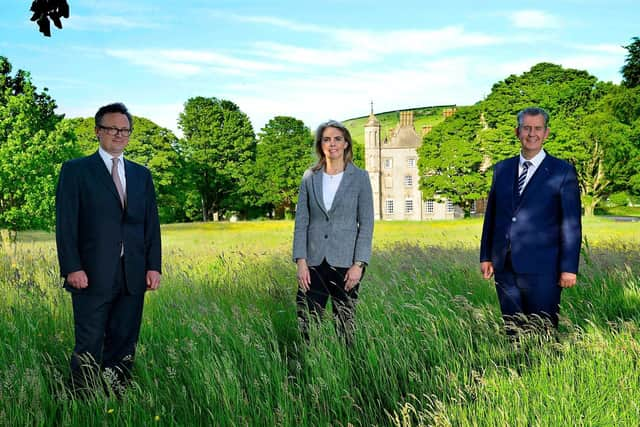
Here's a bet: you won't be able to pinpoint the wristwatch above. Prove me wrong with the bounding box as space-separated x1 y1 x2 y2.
354 261 366 268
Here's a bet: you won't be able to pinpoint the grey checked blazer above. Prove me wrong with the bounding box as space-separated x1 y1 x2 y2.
292 162 374 268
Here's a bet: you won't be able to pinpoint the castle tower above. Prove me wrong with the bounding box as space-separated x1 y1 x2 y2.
364 102 382 220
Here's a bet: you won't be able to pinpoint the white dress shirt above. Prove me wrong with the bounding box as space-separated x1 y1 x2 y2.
98 147 127 193
518 149 546 192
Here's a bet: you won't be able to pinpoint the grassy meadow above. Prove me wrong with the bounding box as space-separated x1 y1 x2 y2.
1 218 640 426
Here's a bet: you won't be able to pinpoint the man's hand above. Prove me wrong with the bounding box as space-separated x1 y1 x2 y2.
344 264 363 291
67 270 88 289
296 259 311 293
480 261 494 280
559 272 577 288
146 270 161 290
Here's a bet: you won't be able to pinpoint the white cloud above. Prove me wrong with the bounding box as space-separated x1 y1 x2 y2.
105 49 288 77
225 14 326 34
569 43 627 55
335 26 504 55
508 10 562 29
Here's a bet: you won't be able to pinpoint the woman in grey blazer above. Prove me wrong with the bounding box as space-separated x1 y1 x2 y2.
293 120 374 344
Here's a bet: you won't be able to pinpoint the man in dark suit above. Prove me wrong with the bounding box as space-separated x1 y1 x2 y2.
56 102 161 393
480 107 581 333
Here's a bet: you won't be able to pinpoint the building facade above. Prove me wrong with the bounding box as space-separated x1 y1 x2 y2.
364 108 465 220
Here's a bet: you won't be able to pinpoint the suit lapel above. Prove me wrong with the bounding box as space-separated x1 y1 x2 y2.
328 163 354 214
311 169 328 215
123 159 140 211
506 157 519 212
519 155 552 205
90 151 122 207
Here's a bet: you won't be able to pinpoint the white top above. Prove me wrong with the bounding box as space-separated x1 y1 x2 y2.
98 147 127 192
322 171 344 211
518 149 546 192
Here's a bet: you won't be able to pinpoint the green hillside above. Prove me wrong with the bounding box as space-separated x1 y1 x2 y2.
343 105 457 147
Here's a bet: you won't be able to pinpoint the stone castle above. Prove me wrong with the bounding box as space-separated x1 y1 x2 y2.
364 106 465 220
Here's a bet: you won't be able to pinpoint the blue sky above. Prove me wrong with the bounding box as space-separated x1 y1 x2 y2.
1 0 638 135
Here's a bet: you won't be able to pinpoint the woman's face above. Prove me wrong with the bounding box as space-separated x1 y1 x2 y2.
321 126 348 162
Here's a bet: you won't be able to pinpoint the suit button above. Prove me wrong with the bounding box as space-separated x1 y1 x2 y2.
324 235 328 239
512 217 517 222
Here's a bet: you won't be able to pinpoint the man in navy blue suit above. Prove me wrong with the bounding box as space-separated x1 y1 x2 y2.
480 107 581 333
56 102 162 393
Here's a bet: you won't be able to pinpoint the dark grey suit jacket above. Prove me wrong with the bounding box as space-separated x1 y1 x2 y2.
56 151 162 296
293 162 374 268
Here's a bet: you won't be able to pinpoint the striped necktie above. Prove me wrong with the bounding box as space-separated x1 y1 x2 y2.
517 161 532 195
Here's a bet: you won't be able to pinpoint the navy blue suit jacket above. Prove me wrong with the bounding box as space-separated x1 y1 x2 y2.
56 151 162 296
480 153 581 276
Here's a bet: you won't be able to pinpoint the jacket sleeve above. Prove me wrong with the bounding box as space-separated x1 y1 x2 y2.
353 170 374 264
144 169 162 273
479 166 497 262
292 175 310 262
56 161 83 277
559 164 582 273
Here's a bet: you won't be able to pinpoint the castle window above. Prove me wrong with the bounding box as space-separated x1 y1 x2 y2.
405 199 414 214
407 158 416 168
384 158 393 169
385 199 394 215
446 200 454 213
425 200 434 213
404 175 413 187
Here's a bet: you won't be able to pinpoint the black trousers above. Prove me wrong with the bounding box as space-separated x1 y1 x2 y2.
70 258 144 390
296 259 361 344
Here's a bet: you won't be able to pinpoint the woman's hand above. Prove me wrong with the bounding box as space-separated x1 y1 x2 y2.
344 264 363 291
296 259 311 292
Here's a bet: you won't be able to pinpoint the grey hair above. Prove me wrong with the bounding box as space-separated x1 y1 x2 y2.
517 107 549 128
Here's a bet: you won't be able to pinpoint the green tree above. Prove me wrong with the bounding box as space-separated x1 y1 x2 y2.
0 56 80 239
178 97 256 221
67 116 190 223
622 37 640 88
418 106 489 216
550 111 633 215
247 116 313 218
479 63 615 216
419 62 635 216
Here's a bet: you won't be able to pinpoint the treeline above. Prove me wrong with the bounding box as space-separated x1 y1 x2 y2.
1 38 639 232
419 44 640 216
0 56 318 233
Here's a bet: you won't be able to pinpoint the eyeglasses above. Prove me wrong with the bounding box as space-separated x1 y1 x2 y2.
98 126 132 137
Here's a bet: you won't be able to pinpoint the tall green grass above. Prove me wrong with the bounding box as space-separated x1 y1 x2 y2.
1 218 639 426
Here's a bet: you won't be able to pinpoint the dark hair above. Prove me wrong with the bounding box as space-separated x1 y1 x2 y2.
517 107 549 128
95 102 133 129
311 120 353 172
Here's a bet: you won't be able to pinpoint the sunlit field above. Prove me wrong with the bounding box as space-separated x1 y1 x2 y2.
1 218 639 426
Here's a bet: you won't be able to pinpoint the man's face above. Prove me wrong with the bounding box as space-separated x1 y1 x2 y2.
515 113 549 158
95 112 131 156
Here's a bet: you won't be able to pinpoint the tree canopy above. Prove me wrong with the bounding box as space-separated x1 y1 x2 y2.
418 62 640 216
0 56 80 236
178 97 256 221
247 116 314 218
622 37 640 88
